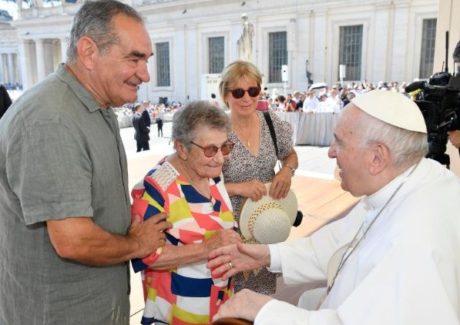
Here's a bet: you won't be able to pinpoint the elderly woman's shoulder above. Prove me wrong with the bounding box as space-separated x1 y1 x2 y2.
143 161 180 193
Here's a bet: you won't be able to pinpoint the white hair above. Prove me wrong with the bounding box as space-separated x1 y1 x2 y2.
356 109 428 166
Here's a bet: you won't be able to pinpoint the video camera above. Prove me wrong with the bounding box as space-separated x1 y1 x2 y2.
405 34 460 168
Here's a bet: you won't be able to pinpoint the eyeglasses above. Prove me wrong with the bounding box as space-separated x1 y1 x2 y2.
190 140 235 158
228 87 261 99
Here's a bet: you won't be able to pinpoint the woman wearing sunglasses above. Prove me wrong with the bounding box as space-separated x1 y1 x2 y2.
130 101 241 325
219 60 298 295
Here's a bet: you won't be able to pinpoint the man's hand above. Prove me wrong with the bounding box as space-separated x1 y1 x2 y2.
47 214 170 266
213 289 272 322
207 242 270 280
128 213 171 259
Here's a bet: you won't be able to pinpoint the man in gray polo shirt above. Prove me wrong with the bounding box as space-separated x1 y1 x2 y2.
0 1 170 324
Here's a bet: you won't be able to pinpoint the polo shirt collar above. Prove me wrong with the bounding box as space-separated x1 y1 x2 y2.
55 63 106 112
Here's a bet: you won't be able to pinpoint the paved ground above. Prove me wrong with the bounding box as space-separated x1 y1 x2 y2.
121 122 337 324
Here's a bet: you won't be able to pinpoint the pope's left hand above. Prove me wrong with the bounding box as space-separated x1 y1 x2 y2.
213 289 272 322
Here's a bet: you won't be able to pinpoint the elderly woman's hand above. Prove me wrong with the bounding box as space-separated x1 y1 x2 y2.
204 229 241 253
207 243 270 280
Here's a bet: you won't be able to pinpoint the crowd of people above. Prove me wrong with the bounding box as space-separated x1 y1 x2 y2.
0 1 460 325
256 80 412 114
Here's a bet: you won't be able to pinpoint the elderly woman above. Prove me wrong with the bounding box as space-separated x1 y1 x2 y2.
219 60 298 295
131 101 241 325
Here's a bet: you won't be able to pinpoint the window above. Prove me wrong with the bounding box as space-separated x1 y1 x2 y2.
156 42 170 87
208 37 224 74
419 18 437 79
339 25 363 81
269 31 287 83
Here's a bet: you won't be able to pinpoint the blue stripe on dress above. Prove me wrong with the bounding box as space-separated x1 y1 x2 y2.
144 179 165 207
181 184 208 203
131 258 148 273
171 272 213 297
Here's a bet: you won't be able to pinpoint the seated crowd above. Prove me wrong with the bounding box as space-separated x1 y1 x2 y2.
258 80 411 114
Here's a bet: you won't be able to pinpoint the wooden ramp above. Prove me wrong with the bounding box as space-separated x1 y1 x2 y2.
289 175 358 238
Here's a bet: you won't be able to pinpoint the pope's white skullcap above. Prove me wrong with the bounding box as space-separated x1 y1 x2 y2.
351 90 427 133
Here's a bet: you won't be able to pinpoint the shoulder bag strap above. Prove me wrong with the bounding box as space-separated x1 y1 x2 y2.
263 111 279 158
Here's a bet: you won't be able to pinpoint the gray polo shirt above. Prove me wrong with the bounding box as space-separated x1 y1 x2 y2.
0 64 131 324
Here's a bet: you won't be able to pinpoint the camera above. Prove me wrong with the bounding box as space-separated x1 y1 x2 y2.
405 38 460 168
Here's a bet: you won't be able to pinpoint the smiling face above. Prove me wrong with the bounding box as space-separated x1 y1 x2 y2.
91 14 153 107
224 77 260 118
181 126 230 180
328 105 374 196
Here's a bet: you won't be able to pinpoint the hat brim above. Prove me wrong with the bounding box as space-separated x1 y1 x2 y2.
239 183 298 241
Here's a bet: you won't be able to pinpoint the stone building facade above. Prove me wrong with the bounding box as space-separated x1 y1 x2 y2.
0 0 441 102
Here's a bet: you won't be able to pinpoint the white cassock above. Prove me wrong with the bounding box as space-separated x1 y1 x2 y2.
256 158 460 324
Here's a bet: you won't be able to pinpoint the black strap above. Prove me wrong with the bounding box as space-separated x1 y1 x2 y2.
263 111 279 158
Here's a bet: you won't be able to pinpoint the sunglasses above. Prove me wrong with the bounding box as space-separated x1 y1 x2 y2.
190 140 235 158
228 87 261 99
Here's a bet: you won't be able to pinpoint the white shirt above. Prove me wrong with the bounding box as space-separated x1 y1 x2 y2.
303 96 319 112
258 158 460 324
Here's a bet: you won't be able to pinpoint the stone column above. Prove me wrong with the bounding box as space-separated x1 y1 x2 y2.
7 53 14 84
0 53 4 84
60 37 68 63
15 0 23 19
18 40 31 89
35 39 46 82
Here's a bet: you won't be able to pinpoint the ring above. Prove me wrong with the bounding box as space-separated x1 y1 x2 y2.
228 262 233 269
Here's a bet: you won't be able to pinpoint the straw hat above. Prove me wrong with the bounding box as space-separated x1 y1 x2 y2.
239 183 300 244
351 90 427 133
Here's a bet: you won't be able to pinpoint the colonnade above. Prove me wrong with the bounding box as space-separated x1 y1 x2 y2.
14 37 67 89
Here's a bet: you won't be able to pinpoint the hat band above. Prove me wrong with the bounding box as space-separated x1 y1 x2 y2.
247 201 283 239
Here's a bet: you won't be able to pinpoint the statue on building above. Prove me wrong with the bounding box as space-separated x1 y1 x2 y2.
237 13 254 62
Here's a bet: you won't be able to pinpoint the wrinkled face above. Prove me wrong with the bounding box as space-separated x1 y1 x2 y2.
328 105 372 196
224 77 259 117
92 14 153 107
184 126 230 179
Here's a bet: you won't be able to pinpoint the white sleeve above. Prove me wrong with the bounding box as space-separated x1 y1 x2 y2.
268 244 282 272
255 300 341 325
277 202 366 285
333 242 460 325
258 241 460 325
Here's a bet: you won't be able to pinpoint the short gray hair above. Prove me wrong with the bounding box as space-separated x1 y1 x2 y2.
172 101 231 147
66 0 143 64
356 109 428 166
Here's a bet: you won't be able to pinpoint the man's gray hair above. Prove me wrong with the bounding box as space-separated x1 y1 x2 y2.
172 101 231 147
357 110 428 166
66 0 143 64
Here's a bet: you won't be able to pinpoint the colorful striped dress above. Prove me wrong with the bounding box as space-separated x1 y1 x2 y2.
131 159 236 325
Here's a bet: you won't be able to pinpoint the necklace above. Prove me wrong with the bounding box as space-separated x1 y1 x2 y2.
326 160 421 295
232 114 259 150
